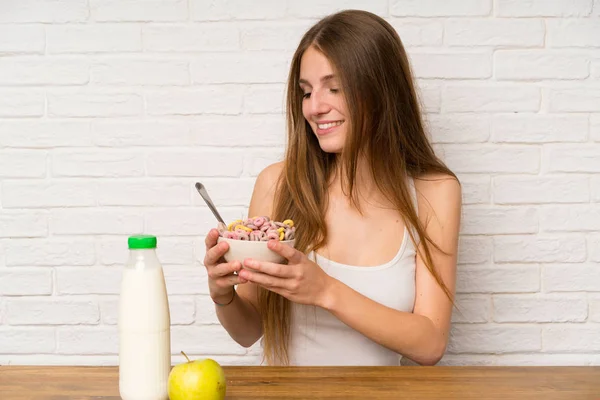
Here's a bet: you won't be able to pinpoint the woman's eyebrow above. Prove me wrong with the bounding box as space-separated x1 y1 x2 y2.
299 74 337 86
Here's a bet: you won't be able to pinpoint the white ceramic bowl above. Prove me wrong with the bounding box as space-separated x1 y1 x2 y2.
217 237 296 265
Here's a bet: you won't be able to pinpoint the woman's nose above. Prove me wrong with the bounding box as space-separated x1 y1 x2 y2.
309 91 330 116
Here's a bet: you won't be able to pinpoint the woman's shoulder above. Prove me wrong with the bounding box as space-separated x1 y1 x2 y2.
248 161 285 217
412 172 462 222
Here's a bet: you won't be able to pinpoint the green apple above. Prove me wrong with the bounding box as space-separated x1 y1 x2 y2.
168 351 227 400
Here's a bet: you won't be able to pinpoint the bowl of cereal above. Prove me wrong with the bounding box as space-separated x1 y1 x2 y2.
216 216 296 265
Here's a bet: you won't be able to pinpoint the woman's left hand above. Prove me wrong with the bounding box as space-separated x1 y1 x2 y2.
239 240 334 307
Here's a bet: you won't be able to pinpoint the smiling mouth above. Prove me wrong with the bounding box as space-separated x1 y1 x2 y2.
316 120 344 129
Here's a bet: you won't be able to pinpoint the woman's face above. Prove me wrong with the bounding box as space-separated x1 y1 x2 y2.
299 46 349 154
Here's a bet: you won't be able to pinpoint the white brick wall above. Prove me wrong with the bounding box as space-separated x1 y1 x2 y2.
0 0 598 367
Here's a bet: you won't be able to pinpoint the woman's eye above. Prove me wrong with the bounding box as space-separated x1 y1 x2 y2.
302 93 311 99
330 88 339 93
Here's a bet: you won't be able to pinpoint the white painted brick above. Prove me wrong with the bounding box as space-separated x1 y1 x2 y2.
157 238 195 266
100 295 194 325
456 265 540 293
2 180 96 208
90 0 187 22
195 295 220 325
492 114 588 143
493 294 587 323
98 238 128 266
439 145 540 173
440 353 599 366
0 211 47 238
190 53 290 84
0 151 46 178
0 269 52 296
190 0 286 21
458 237 493 264
192 179 254 208
193 237 207 264
496 0 593 17
243 149 284 177
91 58 189 85
595 0 600 16
57 326 118 355
425 115 490 143
540 205 600 232
592 115 600 142
171 325 246 355
388 19 444 47
190 116 285 147
392 0 491 16
164 266 209 295
241 22 316 51
5 239 95 267
590 234 600 262
98 180 190 206
493 176 589 204
146 150 243 177
461 206 538 235
452 295 490 323
145 87 243 116
495 51 589 80
410 51 491 79
495 235 586 263
590 296 600 322
146 207 244 236
544 325 600 352
0 327 55 354
50 209 143 235
5 298 99 325
0 26 45 54
144 24 239 52
0 120 93 148
52 150 144 177
47 24 142 53
445 19 544 47
92 120 192 147
543 264 600 292
0 57 89 85
0 0 88 23
416 82 441 113
0 90 44 117
287 0 387 18
457 175 491 204
56 267 121 295
592 176 600 203
543 144 600 173
547 20 600 48
448 324 541 354
548 88 600 112
443 84 541 112
48 91 144 117
99 237 194 266
243 84 285 114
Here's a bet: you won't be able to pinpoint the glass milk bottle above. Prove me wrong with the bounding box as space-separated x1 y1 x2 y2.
118 235 171 400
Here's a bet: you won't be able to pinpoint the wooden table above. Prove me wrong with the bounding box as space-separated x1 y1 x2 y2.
0 366 599 399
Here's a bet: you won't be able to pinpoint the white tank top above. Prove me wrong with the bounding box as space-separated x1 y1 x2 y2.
286 177 419 366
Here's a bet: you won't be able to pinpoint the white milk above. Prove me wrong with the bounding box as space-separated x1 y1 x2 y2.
118 236 171 400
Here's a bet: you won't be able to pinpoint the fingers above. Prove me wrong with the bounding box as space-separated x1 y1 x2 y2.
238 268 286 289
204 238 229 267
243 258 293 278
267 240 301 263
209 260 242 280
204 229 220 251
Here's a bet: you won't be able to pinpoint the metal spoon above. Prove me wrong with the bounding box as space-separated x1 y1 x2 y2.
195 182 226 225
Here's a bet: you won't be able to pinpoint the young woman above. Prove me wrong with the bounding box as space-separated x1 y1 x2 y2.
203 9 461 367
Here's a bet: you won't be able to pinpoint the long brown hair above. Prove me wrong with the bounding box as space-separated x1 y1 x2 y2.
258 9 458 366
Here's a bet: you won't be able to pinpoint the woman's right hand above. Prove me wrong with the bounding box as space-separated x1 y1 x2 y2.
203 228 247 303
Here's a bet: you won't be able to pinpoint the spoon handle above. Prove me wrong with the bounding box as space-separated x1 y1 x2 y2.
195 182 226 225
